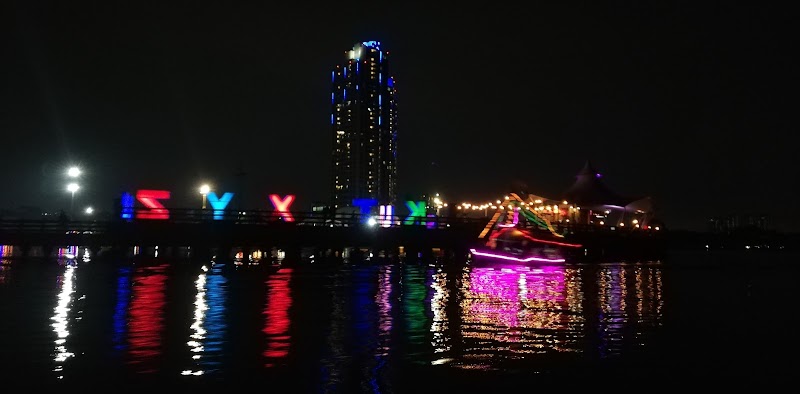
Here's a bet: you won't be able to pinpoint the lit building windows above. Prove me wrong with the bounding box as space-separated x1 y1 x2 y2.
331 41 397 208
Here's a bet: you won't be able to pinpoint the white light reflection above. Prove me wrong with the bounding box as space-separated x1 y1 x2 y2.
182 265 208 376
51 264 77 377
430 266 452 365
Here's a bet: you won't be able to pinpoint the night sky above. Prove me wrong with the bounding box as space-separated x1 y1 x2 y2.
1 2 795 232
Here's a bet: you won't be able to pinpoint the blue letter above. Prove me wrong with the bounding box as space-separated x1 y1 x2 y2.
207 192 234 220
121 192 134 220
352 198 378 224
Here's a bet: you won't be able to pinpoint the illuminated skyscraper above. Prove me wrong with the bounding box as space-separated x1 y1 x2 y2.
330 41 398 209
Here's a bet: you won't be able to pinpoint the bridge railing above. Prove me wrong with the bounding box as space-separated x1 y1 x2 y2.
0 209 489 235
0 209 661 236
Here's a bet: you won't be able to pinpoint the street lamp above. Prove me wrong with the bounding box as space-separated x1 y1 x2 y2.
199 184 210 209
85 206 94 215
67 183 80 217
67 166 81 178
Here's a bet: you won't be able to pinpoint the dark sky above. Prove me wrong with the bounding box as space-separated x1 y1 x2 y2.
1 1 795 232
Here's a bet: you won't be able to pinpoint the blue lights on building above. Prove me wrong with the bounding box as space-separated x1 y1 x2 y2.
330 41 398 210
362 40 380 49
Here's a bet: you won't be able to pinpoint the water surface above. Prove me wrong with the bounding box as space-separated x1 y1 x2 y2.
0 250 795 389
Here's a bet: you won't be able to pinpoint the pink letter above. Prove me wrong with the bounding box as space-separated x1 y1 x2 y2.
269 194 295 222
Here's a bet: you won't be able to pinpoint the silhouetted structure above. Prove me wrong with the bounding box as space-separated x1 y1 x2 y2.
560 160 657 228
708 214 771 233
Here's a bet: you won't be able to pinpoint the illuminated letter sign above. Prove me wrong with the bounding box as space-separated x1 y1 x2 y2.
379 205 393 227
352 198 378 224
120 192 134 220
426 214 437 229
136 190 170 220
207 192 234 220
269 194 295 222
403 201 427 225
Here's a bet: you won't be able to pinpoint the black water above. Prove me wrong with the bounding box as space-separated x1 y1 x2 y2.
0 250 796 390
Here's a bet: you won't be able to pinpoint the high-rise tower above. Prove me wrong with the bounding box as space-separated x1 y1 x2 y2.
330 41 398 210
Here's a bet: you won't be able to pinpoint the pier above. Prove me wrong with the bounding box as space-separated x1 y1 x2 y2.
0 209 489 261
0 208 670 262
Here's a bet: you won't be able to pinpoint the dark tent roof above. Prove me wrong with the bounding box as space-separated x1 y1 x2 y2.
561 161 634 207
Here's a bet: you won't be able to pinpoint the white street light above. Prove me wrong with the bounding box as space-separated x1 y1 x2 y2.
85 207 94 215
199 184 211 209
67 183 79 218
67 166 81 178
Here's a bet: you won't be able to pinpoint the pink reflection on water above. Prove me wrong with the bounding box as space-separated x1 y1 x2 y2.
467 265 566 328
375 266 393 356
263 268 293 367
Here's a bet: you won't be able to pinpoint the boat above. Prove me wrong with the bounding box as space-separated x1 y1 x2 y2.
470 192 583 264
470 226 582 264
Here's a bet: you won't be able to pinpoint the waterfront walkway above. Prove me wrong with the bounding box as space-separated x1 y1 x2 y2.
0 209 669 261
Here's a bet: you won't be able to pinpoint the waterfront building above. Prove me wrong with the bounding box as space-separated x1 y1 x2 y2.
330 41 398 211
456 160 660 231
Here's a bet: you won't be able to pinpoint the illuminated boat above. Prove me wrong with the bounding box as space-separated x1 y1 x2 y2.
471 192 583 264
470 226 582 264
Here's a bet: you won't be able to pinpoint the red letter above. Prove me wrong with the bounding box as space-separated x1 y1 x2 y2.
136 190 170 220
269 194 295 222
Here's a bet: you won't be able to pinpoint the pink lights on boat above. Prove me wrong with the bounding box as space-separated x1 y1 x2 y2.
488 227 582 248
469 248 566 263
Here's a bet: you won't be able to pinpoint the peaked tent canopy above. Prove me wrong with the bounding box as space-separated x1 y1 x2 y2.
561 161 636 208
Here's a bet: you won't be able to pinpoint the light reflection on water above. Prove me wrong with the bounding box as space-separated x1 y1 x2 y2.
0 255 678 385
263 267 292 367
51 262 79 378
449 265 584 370
183 263 228 376
0 257 11 284
127 264 168 373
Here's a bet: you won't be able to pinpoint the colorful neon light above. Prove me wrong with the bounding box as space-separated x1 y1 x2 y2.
136 190 170 220
404 201 426 225
426 214 437 229
469 248 566 263
121 192 134 220
269 194 295 222
116 190 450 229
488 226 582 248
353 198 378 223
379 204 393 227
207 192 234 220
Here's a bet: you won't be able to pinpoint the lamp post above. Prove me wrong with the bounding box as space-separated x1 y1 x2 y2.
199 184 210 209
67 183 79 218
